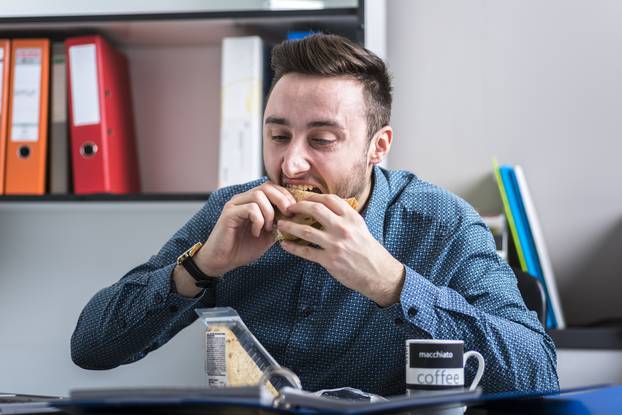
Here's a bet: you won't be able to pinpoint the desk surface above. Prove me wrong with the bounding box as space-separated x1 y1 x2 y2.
3 385 622 415
470 384 622 415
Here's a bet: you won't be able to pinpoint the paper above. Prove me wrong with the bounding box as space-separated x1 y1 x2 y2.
11 47 42 142
0 48 4 114
68 44 100 126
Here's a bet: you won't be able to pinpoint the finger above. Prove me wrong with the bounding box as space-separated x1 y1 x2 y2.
251 190 276 231
267 182 297 205
260 183 296 216
286 200 338 230
299 193 352 216
232 203 264 237
280 240 323 264
229 190 275 232
277 220 327 247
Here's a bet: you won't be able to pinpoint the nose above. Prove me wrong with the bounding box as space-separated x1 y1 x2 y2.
281 140 311 177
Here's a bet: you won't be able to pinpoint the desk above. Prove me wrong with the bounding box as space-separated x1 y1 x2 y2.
469 384 622 415
4 385 621 415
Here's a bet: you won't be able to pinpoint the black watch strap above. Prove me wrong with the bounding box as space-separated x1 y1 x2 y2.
181 256 220 289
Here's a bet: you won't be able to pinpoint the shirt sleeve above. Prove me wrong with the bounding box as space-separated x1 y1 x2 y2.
70 191 227 370
383 219 560 393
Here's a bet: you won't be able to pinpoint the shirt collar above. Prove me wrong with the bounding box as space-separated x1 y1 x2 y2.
361 166 390 246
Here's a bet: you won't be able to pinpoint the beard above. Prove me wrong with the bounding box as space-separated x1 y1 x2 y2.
275 142 373 200
331 150 371 201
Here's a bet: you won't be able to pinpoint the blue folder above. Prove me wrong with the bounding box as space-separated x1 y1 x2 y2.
500 165 557 328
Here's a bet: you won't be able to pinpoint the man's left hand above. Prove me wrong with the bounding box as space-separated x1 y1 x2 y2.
277 193 405 307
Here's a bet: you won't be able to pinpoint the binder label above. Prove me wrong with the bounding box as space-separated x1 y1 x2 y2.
11 48 42 142
0 48 4 114
69 44 101 126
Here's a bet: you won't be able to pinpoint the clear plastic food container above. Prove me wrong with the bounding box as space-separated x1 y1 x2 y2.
195 307 300 395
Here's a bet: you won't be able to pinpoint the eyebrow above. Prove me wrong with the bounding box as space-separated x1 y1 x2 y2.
265 116 289 126
307 119 345 130
264 116 345 130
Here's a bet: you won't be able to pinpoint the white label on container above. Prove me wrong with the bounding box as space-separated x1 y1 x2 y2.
11 48 41 142
69 44 100 126
0 48 4 114
205 332 227 387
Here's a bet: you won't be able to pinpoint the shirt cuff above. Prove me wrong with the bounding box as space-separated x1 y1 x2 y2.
143 262 209 315
395 265 443 337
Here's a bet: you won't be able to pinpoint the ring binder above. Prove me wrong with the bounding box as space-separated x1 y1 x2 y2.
259 366 302 409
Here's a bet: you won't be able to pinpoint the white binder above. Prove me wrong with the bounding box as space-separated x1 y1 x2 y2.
218 36 264 188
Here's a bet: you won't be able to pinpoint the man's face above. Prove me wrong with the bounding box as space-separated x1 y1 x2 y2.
263 73 375 202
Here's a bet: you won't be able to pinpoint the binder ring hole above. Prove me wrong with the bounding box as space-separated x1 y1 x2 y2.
80 142 98 158
18 146 30 159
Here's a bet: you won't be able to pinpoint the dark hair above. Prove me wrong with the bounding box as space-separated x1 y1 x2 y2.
270 33 392 140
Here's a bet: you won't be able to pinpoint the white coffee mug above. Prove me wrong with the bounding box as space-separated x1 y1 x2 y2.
406 339 485 392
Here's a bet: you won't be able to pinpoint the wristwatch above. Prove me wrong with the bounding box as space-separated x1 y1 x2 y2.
176 242 220 289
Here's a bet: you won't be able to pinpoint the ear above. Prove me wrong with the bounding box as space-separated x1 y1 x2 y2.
368 126 393 165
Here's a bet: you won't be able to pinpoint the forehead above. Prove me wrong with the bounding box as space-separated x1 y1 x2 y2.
265 73 366 124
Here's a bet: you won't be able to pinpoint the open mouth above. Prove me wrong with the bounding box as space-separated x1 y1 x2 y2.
286 184 322 194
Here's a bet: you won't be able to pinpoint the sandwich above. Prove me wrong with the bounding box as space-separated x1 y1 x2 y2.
206 325 278 396
273 186 359 245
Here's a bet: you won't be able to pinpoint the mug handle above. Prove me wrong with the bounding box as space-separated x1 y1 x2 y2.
463 351 485 391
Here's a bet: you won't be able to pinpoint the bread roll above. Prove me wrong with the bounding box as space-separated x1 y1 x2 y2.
273 188 358 245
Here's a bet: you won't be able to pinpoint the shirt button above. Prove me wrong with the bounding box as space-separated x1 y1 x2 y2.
154 293 164 304
408 307 417 318
118 318 127 329
169 305 179 313
394 317 404 326
303 306 314 317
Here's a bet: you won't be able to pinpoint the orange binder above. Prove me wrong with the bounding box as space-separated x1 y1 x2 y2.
0 39 10 195
5 39 50 195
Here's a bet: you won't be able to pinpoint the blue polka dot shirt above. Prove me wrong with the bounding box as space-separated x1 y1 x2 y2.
71 166 559 396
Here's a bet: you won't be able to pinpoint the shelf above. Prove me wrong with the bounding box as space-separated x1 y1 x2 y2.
0 0 358 20
0 9 361 47
0 8 360 23
0 193 211 203
548 327 622 350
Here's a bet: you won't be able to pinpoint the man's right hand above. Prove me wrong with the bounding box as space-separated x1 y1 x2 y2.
194 183 296 277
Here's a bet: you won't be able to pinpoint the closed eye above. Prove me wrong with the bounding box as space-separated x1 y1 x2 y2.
271 135 290 142
311 138 335 146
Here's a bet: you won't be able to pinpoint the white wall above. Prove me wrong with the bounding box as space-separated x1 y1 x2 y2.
387 0 622 326
0 203 207 396
557 349 622 389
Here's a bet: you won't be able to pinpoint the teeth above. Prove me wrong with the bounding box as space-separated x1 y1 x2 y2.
287 184 317 192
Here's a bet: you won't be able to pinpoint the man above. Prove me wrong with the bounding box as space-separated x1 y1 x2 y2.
71 34 559 395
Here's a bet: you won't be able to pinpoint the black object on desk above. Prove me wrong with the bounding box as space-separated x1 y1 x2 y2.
548 326 622 350
514 268 547 326
0 393 63 415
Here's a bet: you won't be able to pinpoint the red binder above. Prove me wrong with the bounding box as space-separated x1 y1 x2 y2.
65 35 140 194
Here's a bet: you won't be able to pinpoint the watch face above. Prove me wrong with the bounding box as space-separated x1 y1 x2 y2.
178 242 202 265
